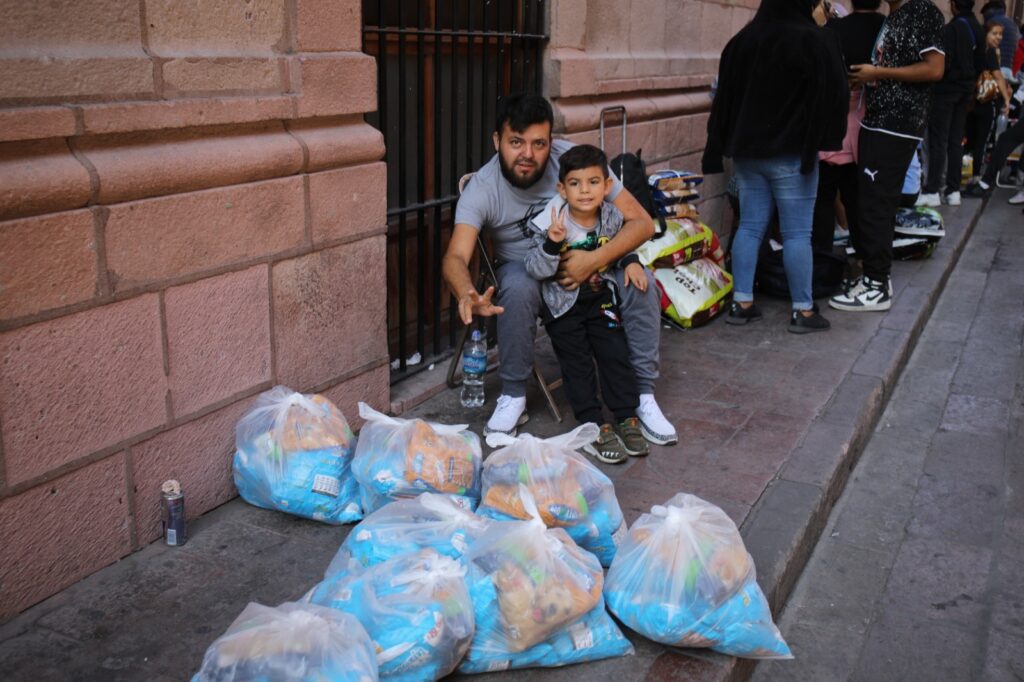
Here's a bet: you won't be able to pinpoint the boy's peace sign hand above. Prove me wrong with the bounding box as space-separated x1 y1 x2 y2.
458 286 504 325
548 206 567 243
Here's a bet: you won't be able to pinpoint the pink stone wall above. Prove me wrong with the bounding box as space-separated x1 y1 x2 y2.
0 0 389 622
548 0 757 237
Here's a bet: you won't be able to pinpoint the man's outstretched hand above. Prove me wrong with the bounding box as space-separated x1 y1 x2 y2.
458 286 504 325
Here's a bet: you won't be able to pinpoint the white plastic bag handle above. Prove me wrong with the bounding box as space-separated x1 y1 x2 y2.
418 493 489 530
487 422 600 450
390 554 467 588
358 402 469 436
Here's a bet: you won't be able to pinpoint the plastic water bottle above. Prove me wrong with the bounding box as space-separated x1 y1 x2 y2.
460 329 486 408
995 114 1009 140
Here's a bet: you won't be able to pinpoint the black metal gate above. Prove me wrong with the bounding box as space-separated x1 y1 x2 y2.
362 0 547 380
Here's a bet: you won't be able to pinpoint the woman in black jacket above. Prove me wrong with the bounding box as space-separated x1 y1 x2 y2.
703 0 848 334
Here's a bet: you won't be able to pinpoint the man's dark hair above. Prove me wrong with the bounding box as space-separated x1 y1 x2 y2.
952 0 975 15
851 0 882 10
981 0 1005 13
557 144 609 183
494 93 553 136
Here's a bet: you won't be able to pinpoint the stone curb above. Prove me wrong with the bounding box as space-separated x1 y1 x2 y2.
722 199 989 682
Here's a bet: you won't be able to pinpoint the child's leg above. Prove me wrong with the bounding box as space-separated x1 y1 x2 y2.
584 289 639 422
545 293 603 425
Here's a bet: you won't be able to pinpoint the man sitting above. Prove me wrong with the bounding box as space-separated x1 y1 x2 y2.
442 94 678 445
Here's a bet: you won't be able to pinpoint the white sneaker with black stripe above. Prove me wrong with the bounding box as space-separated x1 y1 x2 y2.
829 275 892 311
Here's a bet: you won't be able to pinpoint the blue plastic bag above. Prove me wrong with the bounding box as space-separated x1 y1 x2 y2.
191 601 377 682
351 403 482 514
233 387 361 524
326 493 491 577
604 493 792 659
477 425 626 566
307 550 474 681
459 488 633 673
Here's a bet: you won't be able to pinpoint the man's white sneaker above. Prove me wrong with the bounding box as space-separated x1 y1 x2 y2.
483 395 528 437
637 394 678 445
944 191 961 206
915 193 941 207
828 275 892 311
1009 190 1024 205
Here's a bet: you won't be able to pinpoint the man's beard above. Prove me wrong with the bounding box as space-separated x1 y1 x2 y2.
499 154 548 189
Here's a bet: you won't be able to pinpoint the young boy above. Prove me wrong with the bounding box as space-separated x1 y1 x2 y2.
524 144 651 464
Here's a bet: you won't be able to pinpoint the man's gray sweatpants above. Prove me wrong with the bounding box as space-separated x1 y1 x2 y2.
494 260 661 398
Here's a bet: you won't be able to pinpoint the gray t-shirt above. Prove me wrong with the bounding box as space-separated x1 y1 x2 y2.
454 139 624 263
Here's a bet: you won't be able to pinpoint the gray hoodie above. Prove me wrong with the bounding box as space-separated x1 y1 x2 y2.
523 199 640 319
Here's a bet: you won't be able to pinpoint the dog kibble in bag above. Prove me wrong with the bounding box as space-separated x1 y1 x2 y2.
604 493 792 659
351 403 482 513
191 601 378 682
477 425 626 566
233 386 362 524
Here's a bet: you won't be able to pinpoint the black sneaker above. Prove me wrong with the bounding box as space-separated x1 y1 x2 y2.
964 182 992 199
725 301 763 325
788 308 831 334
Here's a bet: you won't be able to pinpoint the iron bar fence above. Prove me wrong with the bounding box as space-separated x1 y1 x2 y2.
363 0 547 381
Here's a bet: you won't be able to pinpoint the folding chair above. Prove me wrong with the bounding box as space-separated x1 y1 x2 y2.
446 173 564 423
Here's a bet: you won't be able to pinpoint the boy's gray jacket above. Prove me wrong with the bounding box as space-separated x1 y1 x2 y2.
523 199 629 319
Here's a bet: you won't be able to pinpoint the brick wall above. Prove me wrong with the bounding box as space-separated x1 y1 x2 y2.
0 0 390 621
547 0 759 238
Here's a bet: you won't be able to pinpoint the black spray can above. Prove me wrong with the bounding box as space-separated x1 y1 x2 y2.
161 479 187 546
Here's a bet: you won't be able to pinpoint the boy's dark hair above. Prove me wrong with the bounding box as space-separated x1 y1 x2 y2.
557 144 610 183
851 0 882 10
494 93 554 136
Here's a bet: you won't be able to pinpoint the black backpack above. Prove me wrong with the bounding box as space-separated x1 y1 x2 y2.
610 149 668 236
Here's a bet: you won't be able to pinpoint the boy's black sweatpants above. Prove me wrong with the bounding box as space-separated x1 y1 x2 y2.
856 127 920 282
545 284 639 426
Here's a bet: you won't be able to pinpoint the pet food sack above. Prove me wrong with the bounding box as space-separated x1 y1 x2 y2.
654 258 734 328
307 550 474 682
636 219 724 269
477 424 626 566
459 488 633 673
648 169 704 193
351 403 482 513
233 386 362 524
191 601 378 682
326 493 491 576
657 202 701 220
605 493 792 659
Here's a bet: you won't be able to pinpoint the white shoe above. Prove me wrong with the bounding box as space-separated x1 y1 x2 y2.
1009 190 1024 205
484 395 528 438
637 394 678 445
944 191 961 206
829 275 892 311
916 193 941 207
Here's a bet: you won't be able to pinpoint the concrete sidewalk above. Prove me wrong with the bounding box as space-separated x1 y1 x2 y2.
0 197 988 682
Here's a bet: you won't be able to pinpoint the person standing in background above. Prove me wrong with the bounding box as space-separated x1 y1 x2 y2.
704 0 848 334
918 0 984 208
828 0 944 313
813 0 886 253
980 1 1020 70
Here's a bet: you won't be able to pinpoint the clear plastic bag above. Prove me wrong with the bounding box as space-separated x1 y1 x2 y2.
306 550 475 682
478 425 626 567
326 492 491 576
191 601 377 682
351 403 482 513
233 386 362 524
459 488 633 673
604 493 792 659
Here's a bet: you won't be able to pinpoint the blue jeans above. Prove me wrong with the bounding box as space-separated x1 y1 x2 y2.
733 156 818 310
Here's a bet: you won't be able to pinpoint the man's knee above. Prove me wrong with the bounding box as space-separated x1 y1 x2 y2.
617 270 660 316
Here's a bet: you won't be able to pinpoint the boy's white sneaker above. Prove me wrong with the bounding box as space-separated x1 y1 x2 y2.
1009 190 1024 205
944 191 961 206
637 394 678 445
483 395 528 438
916 193 941 207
